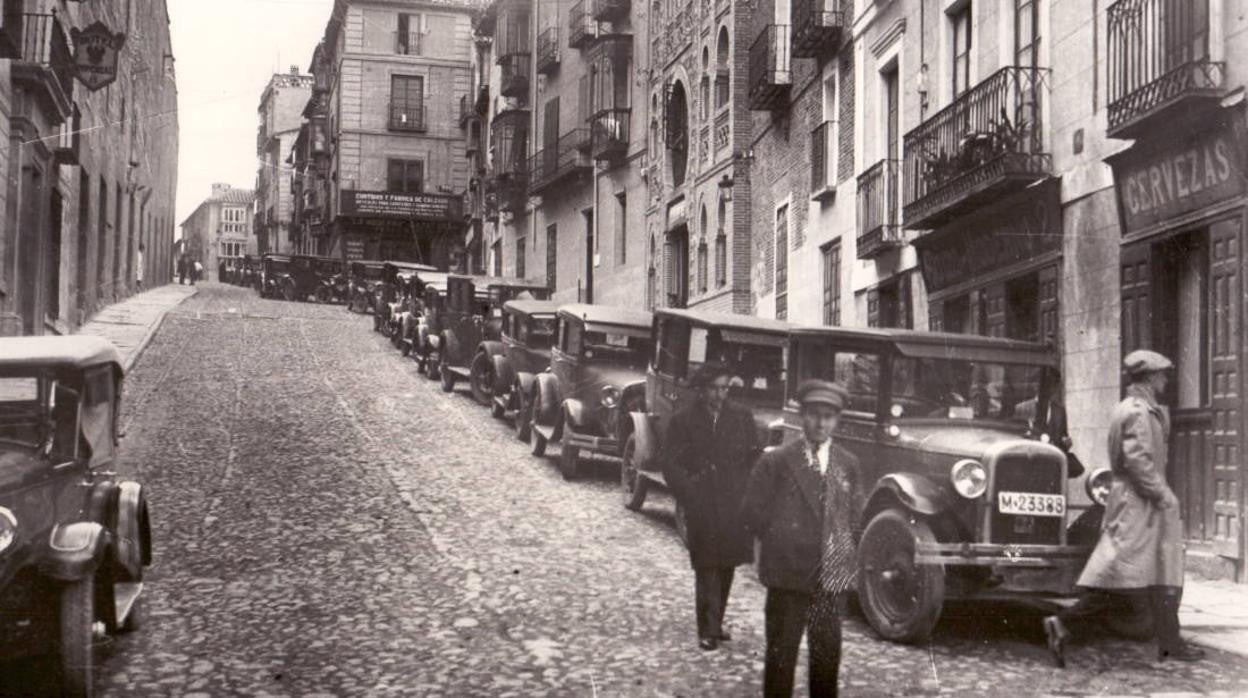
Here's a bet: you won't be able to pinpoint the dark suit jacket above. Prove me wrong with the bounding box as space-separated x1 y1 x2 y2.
742 438 863 594
662 400 759 568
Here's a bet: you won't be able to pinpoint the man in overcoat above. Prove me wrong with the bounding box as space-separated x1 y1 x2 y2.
1043 350 1204 666
662 362 760 651
742 379 862 697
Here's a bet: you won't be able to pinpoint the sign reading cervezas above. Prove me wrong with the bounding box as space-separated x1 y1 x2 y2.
70 22 127 92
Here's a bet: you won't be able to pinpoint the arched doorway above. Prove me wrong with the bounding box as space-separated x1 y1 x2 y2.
666 81 689 187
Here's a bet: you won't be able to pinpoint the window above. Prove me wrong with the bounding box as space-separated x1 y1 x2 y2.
715 28 730 109
492 240 502 276
390 75 425 131
790 344 882 415
561 318 584 356
697 239 708 294
615 193 627 264
387 159 424 193
398 13 423 55
774 204 789 320
516 237 526 278
1155 232 1208 409
546 223 558 290
869 273 912 329
655 316 690 377
951 4 972 97
822 241 841 326
1015 0 1038 68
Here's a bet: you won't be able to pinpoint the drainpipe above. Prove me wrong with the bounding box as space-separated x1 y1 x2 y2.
586 163 597 304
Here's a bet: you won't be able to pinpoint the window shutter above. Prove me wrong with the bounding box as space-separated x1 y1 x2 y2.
866 289 880 328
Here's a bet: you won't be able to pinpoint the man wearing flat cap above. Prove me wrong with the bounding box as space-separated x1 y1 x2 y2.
1043 349 1204 666
742 379 862 696
662 362 760 651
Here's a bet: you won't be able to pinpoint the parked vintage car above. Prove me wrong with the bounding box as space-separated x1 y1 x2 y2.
309 257 346 304
0 337 152 695
487 299 559 437
259 254 293 299
622 309 794 518
241 255 261 290
436 275 551 400
409 278 449 377
395 268 448 357
771 326 1103 644
527 304 653 480
346 260 385 314
374 261 436 335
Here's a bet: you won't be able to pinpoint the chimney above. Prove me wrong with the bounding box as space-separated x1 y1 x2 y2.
211 183 231 198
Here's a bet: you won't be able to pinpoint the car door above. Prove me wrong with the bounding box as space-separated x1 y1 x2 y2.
551 316 580 408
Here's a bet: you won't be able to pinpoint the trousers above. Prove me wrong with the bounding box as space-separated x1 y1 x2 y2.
763 588 843 698
1058 585 1184 652
694 566 735 639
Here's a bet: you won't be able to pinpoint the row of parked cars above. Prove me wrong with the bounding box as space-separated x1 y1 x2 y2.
351 261 1133 645
221 254 350 304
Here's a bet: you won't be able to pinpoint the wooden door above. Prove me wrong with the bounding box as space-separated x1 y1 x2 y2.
1206 218 1242 560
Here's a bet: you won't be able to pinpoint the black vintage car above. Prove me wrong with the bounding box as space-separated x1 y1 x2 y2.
374 261 436 335
0 337 152 695
240 255 260 290
310 257 347 304
259 254 293 299
488 299 560 438
411 281 448 378
528 304 653 480
773 326 1105 643
436 275 551 401
622 309 794 519
347 260 385 314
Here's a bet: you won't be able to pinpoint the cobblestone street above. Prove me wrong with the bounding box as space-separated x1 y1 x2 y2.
12 284 1247 696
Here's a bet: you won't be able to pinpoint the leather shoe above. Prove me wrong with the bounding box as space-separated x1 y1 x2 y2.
698 637 719 651
717 630 732 642
1042 616 1068 668
1159 644 1206 662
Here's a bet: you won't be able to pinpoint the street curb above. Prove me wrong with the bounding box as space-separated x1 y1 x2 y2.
122 286 198 373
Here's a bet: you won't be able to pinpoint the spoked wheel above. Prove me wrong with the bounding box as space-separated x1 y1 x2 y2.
513 390 532 441
559 442 580 481
469 353 493 406
58 573 95 697
528 398 548 457
857 508 945 643
621 434 649 511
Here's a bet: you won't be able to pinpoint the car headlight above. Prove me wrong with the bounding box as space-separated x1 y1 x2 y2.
950 459 988 499
601 385 621 409
1085 468 1113 506
0 507 17 554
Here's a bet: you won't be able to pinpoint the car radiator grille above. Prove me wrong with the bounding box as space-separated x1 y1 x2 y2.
989 452 1064 545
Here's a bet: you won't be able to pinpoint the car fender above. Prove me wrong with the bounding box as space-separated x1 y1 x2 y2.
515 372 538 402
113 481 151 581
491 354 515 394
443 332 461 362
427 332 442 351
479 340 505 359
627 412 658 467
41 522 111 582
864 473 955 521
532 373 561 427
562 399 585 435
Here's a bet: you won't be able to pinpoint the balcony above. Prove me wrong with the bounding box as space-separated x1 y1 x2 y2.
499 53 531 100
490 108 530 180
1106 0 1224 139
857 160 903 259
902 65 1050 230
748 25 791 111
395 31 423 56
529 129 593 194
536 26 560 75
568 0 599 49
591 0 629 22
389 103 427 132
810 120 836 201
4 13 74 122
792 0 845 58
591 108 630 161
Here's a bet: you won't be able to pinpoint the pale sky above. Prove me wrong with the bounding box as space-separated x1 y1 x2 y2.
168 0 330 229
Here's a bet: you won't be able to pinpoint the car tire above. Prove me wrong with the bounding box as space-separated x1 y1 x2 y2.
282 282 296 302
857 508 945 644
528 399 547 457
58 573 95 698
490 393 506 419
559 443 580 481
469 353 493 407
425 352 441 380
514 391 531 442
621 434 649 511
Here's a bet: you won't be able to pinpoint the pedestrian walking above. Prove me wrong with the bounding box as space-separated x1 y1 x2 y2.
192 259 203 285
661 362 759 651
742 379 862 697
177 254 187 285
135 244 145 291
1043 350 1205 667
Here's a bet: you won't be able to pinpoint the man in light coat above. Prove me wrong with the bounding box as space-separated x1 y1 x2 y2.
1043 349 1204 666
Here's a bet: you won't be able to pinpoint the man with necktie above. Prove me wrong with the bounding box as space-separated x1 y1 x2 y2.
662 362 760 651
743 379 862 697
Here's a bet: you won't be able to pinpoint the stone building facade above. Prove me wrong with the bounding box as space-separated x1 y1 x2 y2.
0 0 179 335
179 184 255 282
255 70 312 256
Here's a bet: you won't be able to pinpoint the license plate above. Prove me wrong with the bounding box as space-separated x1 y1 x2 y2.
997 491 1065 517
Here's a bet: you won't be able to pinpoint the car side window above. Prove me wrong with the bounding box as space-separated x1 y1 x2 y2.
563 320 583 356
655 318 688 377
790 341 881 416
49 382 80 463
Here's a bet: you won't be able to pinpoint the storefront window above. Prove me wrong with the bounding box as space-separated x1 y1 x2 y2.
1155 231 1208 409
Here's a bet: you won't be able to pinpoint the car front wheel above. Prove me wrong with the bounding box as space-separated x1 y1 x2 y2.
439 355 455 393
513 390 531 441
469 353 493 406
621 434 648 511
857 508 945 644
58 573 95 697
559 443 580 481
528 398 547 456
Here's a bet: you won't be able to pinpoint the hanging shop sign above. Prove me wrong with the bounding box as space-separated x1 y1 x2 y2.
71 21 127 92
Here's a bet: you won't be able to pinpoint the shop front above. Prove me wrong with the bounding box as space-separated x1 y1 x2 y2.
1109 106 1247 581
333 190 465 270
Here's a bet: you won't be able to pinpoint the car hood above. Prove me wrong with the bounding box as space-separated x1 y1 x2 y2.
889 420 1037 460
577 363 647 392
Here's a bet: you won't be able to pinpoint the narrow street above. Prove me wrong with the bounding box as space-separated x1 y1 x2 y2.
38 285 1248 696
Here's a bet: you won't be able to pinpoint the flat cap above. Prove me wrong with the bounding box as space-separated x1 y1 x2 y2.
796 379 847 411
1123 349 1173 376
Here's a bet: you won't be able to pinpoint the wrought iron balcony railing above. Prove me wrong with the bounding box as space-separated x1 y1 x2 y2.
902 65 1050 230
748 25 792 111
536 26 560 74
792 0 845 58
4 13 74 119
857 159 903 259
569 0 599 49
490 108 530 179
591 0 630 22
591 108 630 161
395 31 423 56
810 120 836 200
1106 0 1224 138
389 103 427 132
529 129 593 194
499 53 532 101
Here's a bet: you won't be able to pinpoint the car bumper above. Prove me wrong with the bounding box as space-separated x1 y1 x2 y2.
915 542 1091 568
565 431 620 456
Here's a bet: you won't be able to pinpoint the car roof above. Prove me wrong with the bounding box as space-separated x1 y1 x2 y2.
791 326 1058 365
384 260 438 271
504 299 561 316
448 273 548 290
263 254 291 261
0 336 124 373
655 307 796 334
558 304 653 329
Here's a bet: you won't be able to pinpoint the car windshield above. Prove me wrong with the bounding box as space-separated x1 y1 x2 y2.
583 328 651 368
690 329 786 408
268 260 289 272
0 376 44 450
523 316 556 349
890 356 1046 424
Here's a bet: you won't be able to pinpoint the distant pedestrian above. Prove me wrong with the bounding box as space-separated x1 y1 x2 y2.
177 255 187 285
192 260 203 285
742 379 861 697
661 362 759 651
1043 350 1204 667
135 244 145 291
